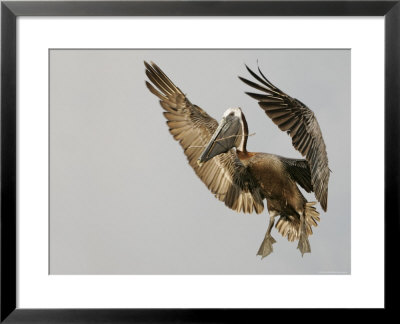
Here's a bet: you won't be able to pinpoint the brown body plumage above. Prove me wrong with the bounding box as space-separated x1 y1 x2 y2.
144 61 329 258
239 152 320 244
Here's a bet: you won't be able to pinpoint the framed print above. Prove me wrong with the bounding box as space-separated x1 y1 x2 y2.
1 0 397 322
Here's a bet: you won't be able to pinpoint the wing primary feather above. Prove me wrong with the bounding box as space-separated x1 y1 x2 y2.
246 92 283 102
146 68 175 96
245 65 278 91
150 62 180 93
146 81 169 102
256 63 283 92
238 76 277 95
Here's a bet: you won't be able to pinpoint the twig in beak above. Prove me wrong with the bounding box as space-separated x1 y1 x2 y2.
187 133 255 149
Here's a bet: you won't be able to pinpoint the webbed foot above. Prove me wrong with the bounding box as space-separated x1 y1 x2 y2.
257 235 276 259
297 236 311 257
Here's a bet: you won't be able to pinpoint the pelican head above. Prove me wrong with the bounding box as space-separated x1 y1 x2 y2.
198 108 248 165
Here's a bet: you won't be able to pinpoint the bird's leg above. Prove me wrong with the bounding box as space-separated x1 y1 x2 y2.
257 211 278 259
297 212 311 256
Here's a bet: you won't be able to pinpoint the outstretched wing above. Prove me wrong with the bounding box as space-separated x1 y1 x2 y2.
239 65 329 211
145 61 264 214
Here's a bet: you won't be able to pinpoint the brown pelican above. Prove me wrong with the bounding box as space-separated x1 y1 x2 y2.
145 61 330 258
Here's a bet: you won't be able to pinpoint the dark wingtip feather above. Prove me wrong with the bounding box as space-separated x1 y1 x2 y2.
147 60 158 70
245 64 272 90
144 60 153 71
244 64 255 76
256 62 283 93
238 75 247 82
145 80 156 93
245 92 265 101
239 76 269 93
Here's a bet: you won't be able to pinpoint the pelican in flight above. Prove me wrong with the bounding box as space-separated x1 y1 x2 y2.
145 61 330 258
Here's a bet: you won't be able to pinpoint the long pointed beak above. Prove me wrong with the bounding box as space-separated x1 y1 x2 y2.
198 115 241 165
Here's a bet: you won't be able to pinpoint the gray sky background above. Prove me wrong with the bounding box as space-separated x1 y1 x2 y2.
50 49 350 274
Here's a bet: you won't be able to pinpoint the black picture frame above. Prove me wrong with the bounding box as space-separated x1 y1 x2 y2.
1 0 397 322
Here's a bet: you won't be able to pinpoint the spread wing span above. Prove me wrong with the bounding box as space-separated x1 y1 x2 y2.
239 65 330 211
145 61 264 214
